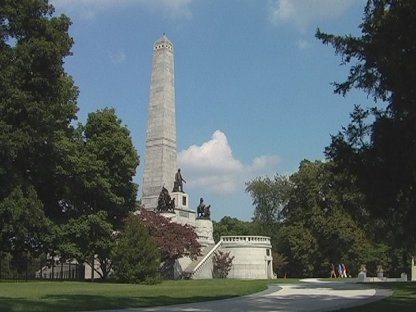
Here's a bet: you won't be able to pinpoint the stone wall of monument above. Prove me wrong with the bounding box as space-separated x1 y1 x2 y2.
220 236 273 279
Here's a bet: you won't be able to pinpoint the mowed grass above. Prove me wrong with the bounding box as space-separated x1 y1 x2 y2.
340 282 416 312
0 279 271 312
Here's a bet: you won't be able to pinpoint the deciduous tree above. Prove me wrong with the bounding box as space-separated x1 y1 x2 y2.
138 210 201 279
213 216 255 243
58 211 115 279
69 108 139 227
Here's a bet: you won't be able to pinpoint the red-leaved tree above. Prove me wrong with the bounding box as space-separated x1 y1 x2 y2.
138 209 201 278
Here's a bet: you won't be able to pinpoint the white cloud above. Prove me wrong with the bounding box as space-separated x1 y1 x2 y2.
178 130 279 195
50 0 193 20
108 50 126 64
296 38 310 49
269 0 361 32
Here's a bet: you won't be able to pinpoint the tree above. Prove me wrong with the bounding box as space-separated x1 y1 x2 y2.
0 0 78 256
277 223 317 277
0 186 48 257
212 250 234 278
0 1 142 275
138 209 201 279
272 251 288 278
69 108 139 226
282 160 383 277
112 215 160 283
246 175 291 226
57 211 115 280
213 216 255 243
0 0 78 220
316 0 416 253
247 160 384 277
245 175 291 245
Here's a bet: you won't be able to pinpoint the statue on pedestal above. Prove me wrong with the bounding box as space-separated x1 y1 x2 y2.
157 186 175 213
173 168 186 192
196 197 211 219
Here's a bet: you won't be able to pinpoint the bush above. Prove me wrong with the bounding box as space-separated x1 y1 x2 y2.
112 215 161 283
213 250 234 278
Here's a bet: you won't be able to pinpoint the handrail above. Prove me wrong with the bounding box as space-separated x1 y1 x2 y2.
192 240 222 276
220 235 271 244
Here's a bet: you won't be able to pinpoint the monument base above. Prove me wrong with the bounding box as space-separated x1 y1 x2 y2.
171 192 189 210
195 218 214 246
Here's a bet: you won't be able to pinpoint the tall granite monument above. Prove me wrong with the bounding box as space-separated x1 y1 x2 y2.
139 36 274 280
142 34 177 209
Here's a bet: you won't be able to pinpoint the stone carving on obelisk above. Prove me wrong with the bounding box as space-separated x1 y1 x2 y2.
142 34 177 209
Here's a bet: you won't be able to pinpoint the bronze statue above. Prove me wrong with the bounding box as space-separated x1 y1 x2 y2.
197 197 211 219
173 168 186 192
157 186 175 213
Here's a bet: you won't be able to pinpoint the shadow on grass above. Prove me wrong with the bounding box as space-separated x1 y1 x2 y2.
0 293 237 312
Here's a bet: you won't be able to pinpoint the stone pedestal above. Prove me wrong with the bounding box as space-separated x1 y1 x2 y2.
160 192 196 226
195 218 214 246
171 192 189 210
358 271 366 282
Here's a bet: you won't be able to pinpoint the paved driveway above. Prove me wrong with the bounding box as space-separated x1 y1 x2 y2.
88 279 392 312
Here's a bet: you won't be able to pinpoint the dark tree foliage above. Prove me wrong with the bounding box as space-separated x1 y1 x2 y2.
138 209 201 279
247 160 388 277
112 215 160 283
213 216 255 243
316 0 416 252
0 0 78 221
69 108 139 226
57 211 115 279
272 251 288 277
0 186 48 255
0 0 78 256
212 250 234 278
0 1 140 273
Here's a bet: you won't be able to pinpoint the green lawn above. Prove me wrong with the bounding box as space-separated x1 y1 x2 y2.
0 279 271 312
3 279 412 312
339 282 416 312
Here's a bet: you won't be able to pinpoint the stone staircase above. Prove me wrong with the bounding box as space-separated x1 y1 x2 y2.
183 242 221 279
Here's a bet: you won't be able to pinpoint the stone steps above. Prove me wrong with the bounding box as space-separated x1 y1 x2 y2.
183 244 217 276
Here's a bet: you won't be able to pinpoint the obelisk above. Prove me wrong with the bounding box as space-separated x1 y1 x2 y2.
142 34 177 209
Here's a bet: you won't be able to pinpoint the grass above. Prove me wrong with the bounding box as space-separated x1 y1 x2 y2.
339 282 416 312
0 279 272 312
3 278 412 312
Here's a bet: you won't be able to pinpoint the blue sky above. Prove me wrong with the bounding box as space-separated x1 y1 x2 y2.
50 0 371 221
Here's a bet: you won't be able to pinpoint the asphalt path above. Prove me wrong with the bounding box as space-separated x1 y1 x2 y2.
87 279 392 312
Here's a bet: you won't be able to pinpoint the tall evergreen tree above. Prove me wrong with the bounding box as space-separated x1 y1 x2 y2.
112 215 160 283
317 0 416 252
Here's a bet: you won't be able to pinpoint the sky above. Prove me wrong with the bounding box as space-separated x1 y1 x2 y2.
50 0 372 221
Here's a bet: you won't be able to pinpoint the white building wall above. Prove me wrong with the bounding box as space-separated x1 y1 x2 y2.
220 236 273 279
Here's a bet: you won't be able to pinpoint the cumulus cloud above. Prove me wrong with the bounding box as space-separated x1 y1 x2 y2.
50 0 193 20
269 0 361 32
178 130 279 194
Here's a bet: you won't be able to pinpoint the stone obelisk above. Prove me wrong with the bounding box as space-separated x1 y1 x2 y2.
142 34 177 209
